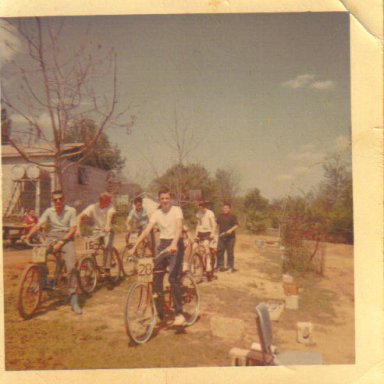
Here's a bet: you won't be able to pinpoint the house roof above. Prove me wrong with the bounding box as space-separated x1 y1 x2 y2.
1 143 85 159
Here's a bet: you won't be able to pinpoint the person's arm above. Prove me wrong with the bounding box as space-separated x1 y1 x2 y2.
194 223 199 239
105 207 116 232
53 209 77 253
126 210 134 232
53 225 77 253
129 220 156 255
226 216 239 235
24 221 44 240
210 213 217 238
226 224 239 235
169 217 183 252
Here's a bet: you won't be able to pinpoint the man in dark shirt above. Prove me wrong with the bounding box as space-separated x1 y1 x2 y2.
216 202 239 273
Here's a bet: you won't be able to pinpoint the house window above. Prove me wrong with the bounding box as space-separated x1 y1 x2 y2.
78 166 89 185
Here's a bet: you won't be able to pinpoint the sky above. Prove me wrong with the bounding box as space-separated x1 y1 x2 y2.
0 13 351 200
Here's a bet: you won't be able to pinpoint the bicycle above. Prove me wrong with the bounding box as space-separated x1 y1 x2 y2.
189 236 217 282
77 230 122 294
120 231 153 276
124 250 200 344
17 239 78 319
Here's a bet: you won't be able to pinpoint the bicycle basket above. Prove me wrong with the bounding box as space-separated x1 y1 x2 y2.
137 257 154 283
32 246 48 263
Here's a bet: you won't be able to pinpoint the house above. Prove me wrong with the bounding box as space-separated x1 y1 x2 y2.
1 143 111 218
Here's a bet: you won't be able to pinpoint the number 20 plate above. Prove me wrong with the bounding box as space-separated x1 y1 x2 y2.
137 258 154 283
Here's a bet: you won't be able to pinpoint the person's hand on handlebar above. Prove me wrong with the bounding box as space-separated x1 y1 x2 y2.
53 240 65 254
166 243 177 254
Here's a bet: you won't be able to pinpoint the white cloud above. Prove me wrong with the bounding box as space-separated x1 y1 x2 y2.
282 74 336 91
310 80 336 90
281 74 315 89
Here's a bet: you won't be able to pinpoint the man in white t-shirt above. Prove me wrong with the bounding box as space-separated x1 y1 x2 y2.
76 192 116 276
194 201 217 272
129 186 186 326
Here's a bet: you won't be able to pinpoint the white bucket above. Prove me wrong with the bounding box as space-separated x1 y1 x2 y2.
297 322 314 344
285 294 299 310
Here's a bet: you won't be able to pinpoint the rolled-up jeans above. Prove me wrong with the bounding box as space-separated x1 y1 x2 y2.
102 231 115 269
48 231 78 296
153 238 184 319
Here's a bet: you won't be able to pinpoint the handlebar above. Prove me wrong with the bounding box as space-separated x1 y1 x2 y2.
23 238 57 248
152 248 176 262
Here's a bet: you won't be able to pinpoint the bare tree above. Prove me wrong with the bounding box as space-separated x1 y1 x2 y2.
1 18 134 188
215 167 240 203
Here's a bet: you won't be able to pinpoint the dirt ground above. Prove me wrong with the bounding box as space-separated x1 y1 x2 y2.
2 233 354 370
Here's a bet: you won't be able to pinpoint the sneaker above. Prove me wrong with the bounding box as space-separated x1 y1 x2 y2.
218 267 226 272
173 314 186 326
70 294 82 315
227 268 237 273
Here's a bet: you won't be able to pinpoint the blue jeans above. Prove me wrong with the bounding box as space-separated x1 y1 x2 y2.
153 238 184 319
48 232 78 296
217 236 236 269
101 231 115 269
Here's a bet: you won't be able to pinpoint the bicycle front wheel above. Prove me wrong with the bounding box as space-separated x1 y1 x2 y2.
17 264 42 319
180 273 200 326
124 282 156 344
121 246 136 276
189 252 204 282
78 256 98 293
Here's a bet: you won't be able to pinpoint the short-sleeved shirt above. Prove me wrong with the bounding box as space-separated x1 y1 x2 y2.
39 205 77 233
216 213 239 238
149 206 183 240
126 207 149 230
196 209 216 233
81 203 116 231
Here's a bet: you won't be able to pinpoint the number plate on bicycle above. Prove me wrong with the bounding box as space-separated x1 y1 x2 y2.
83 237 102 253
128 232 138 244
32 246 47 263
137 257 154 283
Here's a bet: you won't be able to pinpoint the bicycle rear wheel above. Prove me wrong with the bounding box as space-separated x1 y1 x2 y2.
180 273 200 326
189 252 204 282
17 264 42 319
78 256 98 293
124 282 156 344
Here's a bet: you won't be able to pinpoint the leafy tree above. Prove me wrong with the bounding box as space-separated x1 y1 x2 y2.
214 168 240 204
243 188 269 234
64 118 125 170
152 163 217 223
315 155 353 242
